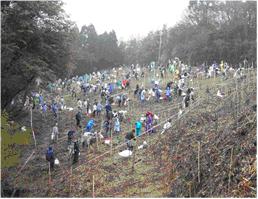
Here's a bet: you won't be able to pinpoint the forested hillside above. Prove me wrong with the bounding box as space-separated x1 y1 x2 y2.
1 1 76 113
121 1 257 66
1 0 256 115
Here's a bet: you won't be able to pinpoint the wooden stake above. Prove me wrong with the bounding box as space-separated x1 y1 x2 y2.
247 68 250 93
30 107 33 128
87 137 90 155
70 111 72 128
92 175 95 198
197 141 201 183
132 140 136 172
110 126 113 156
144 69 146 87
48 162 52 192
96 132 99 152
96 115 102 152
236 80 238 126
215 111 218 132
31 108 37 147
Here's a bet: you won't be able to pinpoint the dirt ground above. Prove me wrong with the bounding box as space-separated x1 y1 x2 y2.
1 69 256 197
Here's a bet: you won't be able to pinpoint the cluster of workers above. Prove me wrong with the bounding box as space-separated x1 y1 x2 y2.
23 57 249 170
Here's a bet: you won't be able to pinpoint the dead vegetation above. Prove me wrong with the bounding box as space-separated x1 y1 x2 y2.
1 71 256 197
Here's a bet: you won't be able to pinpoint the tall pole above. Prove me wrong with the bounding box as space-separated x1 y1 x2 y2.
92 175 95 198
31 108 36 147
197 141 201 183
158 30 162 65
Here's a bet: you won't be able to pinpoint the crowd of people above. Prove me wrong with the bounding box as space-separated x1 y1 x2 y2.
22 57 249 170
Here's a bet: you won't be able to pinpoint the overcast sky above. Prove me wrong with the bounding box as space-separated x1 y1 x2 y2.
62 0 189 41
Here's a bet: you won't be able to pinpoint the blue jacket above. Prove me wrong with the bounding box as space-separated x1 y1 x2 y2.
46 147 54 161
52 104 58 112
42 104 47 112
86 119 94 131
105 104 112 112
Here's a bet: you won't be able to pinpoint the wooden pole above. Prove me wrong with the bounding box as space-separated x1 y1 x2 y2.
92 175 95 198
70 111 72 128
247 67 250 93
239 80 242 114
48 162 52 192
30 107 33 128
197 141 201 183
215 111 218 132
132 139 136 172
96 115 102 151
96 131 99 152
236 80 238 126
144 69 146 87
110 123 113 156
159 132 162 168
31 108 36 147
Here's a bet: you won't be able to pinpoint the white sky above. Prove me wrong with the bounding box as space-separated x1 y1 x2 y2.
62 0 189 41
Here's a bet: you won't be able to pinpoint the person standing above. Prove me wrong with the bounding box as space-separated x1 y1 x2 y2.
51 123 59 142
114 117 120 135
75 111 82 127
51 102 58 118
105 103 112 120
73 141 80 164
145 112 153 134
165 86 172 101
140 89 146 104
135 120 142 137
103 120 111 138
46 146 55 170
77 99 82 110
96 102 102 116
92 103 97 117
125 129 135 151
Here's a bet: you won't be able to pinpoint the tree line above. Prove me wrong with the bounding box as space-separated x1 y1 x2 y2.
122 1 256 66
1 0 256 114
